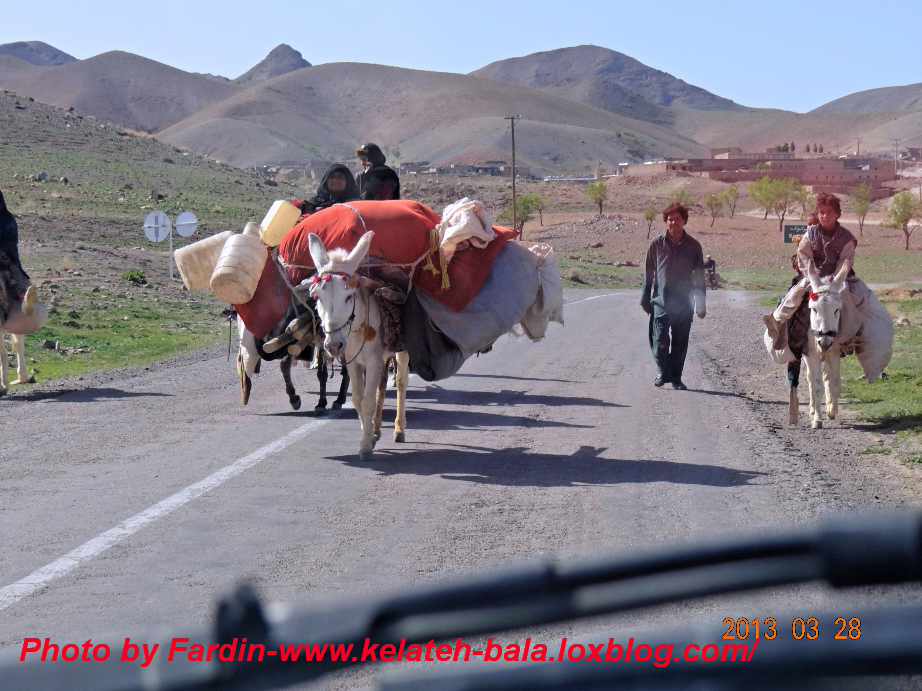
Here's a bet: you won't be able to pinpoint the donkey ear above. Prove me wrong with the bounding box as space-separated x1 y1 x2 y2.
831 263 849 290
308 234 330 271
343 231 375 275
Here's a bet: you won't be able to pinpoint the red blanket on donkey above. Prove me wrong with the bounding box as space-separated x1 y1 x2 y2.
235 200 514 339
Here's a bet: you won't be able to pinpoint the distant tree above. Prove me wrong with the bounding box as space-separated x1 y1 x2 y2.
704 193 724 227
586 181 608 216
644 205 657 239
796 187 815 219
671 188 693 207
791 141 796 152
781 143 790 153
852 183 872 237
812 143 817 153
771 179 803 233
723 185 740 217
818 144 824 154
885 191 919 250
531 194 547 226
499 194 540 234
749 177 775 219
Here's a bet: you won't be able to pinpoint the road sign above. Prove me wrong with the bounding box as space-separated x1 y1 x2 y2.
144 211 171 243
175 211 198 238
784 224 807 244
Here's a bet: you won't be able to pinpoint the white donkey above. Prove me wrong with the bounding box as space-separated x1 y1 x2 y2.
799 264 892 429
1 286 44 395
307 231 410 459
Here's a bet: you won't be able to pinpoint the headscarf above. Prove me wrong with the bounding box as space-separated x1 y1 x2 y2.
356 143 386 167
301 164 360 213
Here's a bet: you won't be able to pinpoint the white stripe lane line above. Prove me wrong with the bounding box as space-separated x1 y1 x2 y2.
0 415 338 611
565 293 622 306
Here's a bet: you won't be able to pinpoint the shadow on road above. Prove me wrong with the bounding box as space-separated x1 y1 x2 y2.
406 386 628 409
403 406 593 430
4 387 173 403
328 444 766 489
686 388 788 406
451 373 580 384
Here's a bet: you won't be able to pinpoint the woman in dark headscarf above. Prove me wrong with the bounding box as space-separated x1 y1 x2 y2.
0 189 27 278
355 143 401 200
298 164 360 214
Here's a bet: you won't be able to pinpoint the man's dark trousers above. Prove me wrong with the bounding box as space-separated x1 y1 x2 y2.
648 310 693 382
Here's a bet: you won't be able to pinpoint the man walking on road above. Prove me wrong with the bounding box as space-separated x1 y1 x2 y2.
641 202 707 390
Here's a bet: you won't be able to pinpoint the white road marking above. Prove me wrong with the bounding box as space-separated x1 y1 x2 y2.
565 293 622 306
0 416 337 611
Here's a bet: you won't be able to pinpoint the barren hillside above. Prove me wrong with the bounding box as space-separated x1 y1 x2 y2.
471 45 741 127
0 40 76 66
159 62 706 171
0 51 241 133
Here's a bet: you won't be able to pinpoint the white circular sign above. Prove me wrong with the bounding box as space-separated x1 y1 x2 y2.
175 211 198 238
144 211 171 243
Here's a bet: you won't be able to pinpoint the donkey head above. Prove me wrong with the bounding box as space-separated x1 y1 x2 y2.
806 264 847 352
306 231 375 358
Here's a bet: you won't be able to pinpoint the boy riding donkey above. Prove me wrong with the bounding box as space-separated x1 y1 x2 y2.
763 193 870 352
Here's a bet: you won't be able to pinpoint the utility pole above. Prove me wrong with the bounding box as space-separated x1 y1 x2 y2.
505 114 522 235
892 138 901 179
856 137 860 156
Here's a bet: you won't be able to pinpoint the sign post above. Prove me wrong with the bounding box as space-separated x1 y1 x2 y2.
784 223 807 244
143 211 197 279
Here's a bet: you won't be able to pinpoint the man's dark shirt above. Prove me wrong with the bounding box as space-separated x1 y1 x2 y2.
642 231 706 316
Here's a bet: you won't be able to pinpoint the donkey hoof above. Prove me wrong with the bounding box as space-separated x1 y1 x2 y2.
811 420 823 429
290 395 302 411
394 431 406 443
331 399 344 410
373 430 382 443
359 445 374 460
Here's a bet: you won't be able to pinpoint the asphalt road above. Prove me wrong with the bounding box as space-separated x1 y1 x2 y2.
1 290 920 688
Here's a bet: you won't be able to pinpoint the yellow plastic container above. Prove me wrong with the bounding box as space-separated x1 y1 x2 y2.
210 234 268 304
259 200 301 247
174 231 234 292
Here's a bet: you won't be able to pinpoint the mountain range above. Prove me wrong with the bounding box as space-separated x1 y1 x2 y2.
1 41 918 173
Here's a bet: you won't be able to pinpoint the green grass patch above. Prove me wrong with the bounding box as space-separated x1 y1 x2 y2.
558 255 641 289
12 290 224 383
856 252 922 285
719 268 791 292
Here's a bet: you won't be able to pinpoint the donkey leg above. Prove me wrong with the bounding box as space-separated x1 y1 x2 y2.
315 352 328 411
280 355 301 410
357 361 382 460
332 356 349 410
349 363 366 430
10 334 28 384
824 348 841 420
0 332 8 395
394 351 409 442
373 365 387 443
804 349 823 429
786 360 801 426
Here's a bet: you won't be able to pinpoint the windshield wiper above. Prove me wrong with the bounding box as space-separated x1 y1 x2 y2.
3 510 921 690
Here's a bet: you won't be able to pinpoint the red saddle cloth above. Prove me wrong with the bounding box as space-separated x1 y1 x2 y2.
279 200 515 311
236 200 514 338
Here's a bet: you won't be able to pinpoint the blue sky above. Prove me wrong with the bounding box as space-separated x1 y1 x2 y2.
2 0 920 112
